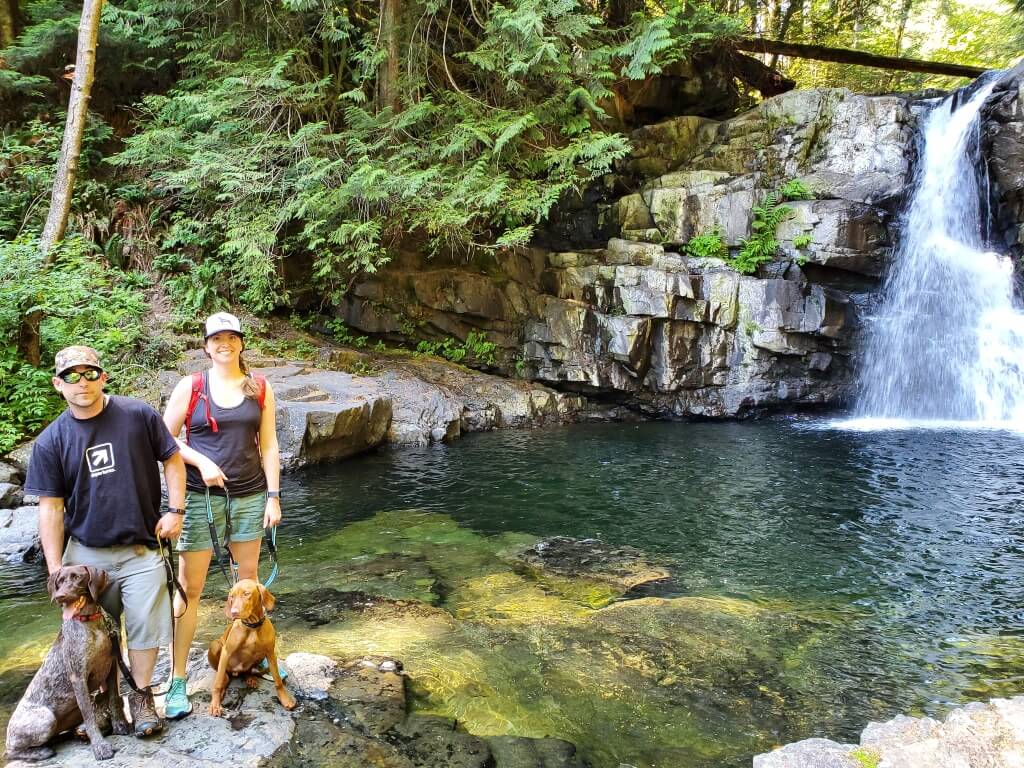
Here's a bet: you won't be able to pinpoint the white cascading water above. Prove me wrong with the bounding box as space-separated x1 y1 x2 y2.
851 79 1024 429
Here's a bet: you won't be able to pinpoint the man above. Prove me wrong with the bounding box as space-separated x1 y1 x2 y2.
23 346 186 736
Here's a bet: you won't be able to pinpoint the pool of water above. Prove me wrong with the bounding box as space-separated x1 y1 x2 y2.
3 418 1024 766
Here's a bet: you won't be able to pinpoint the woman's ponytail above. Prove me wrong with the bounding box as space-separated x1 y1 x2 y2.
239 354 262 399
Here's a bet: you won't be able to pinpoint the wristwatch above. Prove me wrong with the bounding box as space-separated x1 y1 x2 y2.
167 507 185 515
266 490 281 499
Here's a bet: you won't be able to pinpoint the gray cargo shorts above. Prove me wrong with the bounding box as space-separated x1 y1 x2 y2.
63 539 172 650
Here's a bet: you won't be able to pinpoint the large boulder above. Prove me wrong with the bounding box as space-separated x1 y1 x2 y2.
263 364 392 469
6 651 592 768
754 696 1024 768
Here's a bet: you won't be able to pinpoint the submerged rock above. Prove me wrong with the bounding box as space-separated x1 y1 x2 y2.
515 536 672 606
266 509 855 768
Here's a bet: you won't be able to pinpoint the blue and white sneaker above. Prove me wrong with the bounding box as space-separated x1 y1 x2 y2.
256 657 288 680
164 676 192 719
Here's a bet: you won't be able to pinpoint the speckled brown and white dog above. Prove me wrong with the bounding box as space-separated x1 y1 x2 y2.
4 565 129 762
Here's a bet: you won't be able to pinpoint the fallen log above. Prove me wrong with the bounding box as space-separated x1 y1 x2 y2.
730 50 796 96
735 38 989 80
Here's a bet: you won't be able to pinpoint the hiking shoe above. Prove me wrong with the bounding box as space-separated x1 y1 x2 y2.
256 657 288 680
128 686 164 737
164 676 192 720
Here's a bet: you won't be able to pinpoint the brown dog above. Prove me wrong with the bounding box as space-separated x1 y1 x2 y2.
207 579 295 717
5 565 129 762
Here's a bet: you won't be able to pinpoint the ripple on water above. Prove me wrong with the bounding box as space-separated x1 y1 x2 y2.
2 420 1024 767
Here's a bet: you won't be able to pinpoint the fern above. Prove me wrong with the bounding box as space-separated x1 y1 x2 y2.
730 183 805 275
685 228 728 259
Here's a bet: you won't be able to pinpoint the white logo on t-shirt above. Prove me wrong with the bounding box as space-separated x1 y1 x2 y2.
86 443 116 477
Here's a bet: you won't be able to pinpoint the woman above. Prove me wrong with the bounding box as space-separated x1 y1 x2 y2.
161 312 282 719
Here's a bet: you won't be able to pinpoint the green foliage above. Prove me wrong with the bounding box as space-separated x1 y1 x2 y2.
731 187 795 275
325 318 368 348
416 331 498 366
101 0 739 309
0 116 113 239
514 355 527 377
793 233 813 249
780 179 813 201
849 747 881 768
0 237 165 453
766 0 1022 92
685 228 728 259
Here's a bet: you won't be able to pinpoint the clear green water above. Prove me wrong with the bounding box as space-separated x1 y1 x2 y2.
3 418 1024 767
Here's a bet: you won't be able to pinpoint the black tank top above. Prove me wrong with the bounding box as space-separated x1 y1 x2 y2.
185 372 267 496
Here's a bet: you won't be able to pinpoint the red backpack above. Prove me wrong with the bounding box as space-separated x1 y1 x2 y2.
184 371 267 444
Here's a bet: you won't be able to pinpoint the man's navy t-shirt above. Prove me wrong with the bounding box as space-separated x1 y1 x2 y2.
24 396 179 547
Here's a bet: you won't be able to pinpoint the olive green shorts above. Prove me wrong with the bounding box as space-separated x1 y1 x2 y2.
176 489 266 552
63 539 172 651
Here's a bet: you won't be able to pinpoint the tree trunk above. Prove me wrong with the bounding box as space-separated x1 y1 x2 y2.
606 0 644 27
769 0 804 68
888 0 914 90
24 0 103 368
39 0 104 255
0 0 18 48
735 38 988 79
378 0 401 112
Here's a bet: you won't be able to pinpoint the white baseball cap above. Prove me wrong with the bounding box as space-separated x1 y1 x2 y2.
204 312 244 339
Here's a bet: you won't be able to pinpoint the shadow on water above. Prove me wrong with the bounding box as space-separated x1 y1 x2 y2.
2 418 1024 766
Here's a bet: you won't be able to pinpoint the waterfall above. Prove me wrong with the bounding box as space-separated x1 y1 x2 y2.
851 79 1024 429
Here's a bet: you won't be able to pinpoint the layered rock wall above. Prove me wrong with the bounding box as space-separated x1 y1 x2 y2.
983 64 1024 265
339 89 915 417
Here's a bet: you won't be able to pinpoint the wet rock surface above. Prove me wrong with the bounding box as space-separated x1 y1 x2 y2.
336 88 919 418
5 652 592 768
754 695 1024 768
0 505 40 563
983 64 1024 262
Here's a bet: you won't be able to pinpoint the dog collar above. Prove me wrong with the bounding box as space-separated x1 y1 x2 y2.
241 616 265 629
71 611 103 623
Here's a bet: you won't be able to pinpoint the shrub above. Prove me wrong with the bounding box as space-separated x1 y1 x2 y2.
0 237 169 453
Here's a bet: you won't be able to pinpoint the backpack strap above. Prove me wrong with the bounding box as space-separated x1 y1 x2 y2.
254 373 267 410
184 371 217 443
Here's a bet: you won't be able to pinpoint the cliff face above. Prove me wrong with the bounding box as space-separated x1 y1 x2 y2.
336 88 921 417
984 65 1024 266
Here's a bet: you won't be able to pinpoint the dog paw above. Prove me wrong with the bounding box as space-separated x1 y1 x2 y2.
245 675 261 689
112 721 132 736
92 740 116 760
208 702 223 717
279 692 296 710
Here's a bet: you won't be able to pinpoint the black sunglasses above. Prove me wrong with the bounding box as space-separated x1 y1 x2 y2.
59 369 102 384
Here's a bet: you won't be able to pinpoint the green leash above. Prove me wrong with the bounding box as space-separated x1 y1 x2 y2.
204 487 280 587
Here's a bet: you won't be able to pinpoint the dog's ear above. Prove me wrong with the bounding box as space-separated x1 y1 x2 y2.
224 594 234 619
86 567 109 605
257 584 276 613
46 569 62 602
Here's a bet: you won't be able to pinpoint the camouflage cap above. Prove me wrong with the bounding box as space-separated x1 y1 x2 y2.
54 346 105 376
